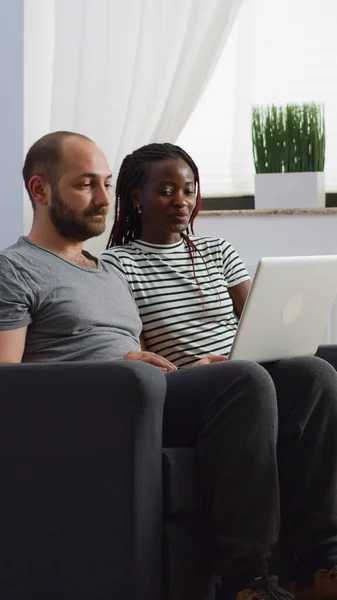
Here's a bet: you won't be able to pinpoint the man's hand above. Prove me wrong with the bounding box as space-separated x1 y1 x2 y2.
193 355 228 367
123 351 177 372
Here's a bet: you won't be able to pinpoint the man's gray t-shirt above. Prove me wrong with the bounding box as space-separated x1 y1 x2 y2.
0 237 142 362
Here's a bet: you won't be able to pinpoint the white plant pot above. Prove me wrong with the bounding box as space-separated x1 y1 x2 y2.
254 172 325 210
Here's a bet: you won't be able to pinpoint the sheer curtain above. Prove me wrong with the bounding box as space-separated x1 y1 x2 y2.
24 0 243 250
178 0 337 197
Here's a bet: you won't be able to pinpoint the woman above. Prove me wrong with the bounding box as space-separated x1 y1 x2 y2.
102 142 250 367
101 143 337 600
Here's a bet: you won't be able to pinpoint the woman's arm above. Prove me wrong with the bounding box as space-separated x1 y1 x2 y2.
139 334 146 351
192 281 250 366
220 240 251 319
229 280 251 319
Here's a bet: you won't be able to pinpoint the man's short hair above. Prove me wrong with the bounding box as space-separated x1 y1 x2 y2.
22 131 91 209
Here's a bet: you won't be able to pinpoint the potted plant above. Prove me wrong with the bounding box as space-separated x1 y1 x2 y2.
252 103 325 209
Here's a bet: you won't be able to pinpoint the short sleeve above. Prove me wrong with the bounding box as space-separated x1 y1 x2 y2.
221 240 251 288
0 255 33 330
101 250 130 282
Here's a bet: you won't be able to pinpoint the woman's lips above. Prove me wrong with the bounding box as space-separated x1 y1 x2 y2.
169 213 189 223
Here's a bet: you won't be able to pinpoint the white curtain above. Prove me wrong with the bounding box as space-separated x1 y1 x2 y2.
24 0 243 251
178 0 337 197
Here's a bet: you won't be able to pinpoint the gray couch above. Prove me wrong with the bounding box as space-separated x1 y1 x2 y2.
0 346 335 600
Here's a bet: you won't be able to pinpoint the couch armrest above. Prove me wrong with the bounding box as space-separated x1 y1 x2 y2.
316 344 337 371
0 360 166 600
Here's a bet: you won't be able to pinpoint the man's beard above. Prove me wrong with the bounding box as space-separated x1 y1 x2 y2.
48 185 108 242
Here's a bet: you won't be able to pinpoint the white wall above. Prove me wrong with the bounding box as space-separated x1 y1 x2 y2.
0 0 24 251
195 213 337 265
196 212 337 343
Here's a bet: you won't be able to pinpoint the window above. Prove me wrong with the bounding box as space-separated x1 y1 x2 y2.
177 0 337 197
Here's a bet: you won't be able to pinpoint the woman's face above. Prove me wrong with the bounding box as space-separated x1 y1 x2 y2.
133 158 197 245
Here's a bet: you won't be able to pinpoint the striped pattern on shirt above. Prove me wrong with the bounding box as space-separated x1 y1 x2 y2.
102 236 250 367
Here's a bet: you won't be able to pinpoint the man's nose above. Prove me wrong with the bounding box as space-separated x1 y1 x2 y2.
93 183 110 207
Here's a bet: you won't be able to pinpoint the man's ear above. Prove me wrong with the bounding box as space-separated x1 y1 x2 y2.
28 175 50 207
131 189 141 209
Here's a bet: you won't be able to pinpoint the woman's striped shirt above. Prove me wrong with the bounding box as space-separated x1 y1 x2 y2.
102 236 250 367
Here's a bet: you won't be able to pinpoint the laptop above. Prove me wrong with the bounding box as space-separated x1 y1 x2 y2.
228 255 337 363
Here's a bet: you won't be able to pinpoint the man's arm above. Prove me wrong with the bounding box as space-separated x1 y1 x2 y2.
0 327 28 363
0 254 34 363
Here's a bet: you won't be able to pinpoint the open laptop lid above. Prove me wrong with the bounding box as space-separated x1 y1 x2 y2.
229 255 337 363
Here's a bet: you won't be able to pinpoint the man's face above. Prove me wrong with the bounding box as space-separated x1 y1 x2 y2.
47 138 112 242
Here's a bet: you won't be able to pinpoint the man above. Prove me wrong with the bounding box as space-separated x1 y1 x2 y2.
0 131 337 600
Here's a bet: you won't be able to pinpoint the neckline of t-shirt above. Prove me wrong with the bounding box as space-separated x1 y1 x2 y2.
21 237 103 272
131 238 186 254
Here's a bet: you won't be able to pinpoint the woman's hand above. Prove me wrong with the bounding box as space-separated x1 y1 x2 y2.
193 355 228 367
123 351 177 372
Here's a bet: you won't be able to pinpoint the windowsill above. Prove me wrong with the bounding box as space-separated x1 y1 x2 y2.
200 193 337 211
199 207 337 217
